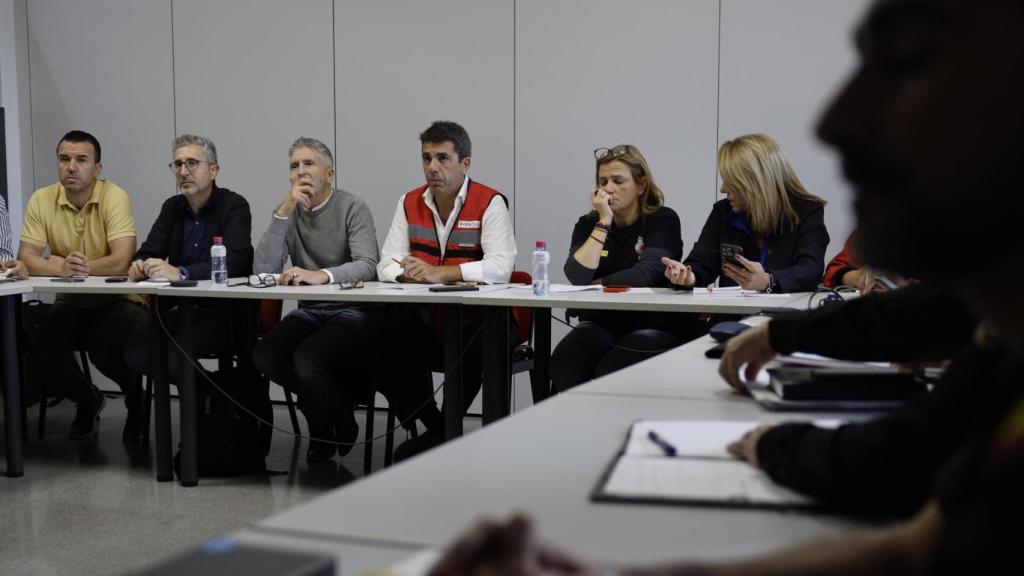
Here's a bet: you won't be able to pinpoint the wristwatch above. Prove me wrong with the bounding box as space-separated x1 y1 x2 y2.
766 272 776 293
179 266 190 280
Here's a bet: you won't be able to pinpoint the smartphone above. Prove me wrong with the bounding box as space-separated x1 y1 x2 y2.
429 285 479 292
169 280 198 287
105 276 129 283
720 243 744 265
50 277 86 283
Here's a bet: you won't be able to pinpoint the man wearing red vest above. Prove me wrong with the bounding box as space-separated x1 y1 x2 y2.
378 121 516 460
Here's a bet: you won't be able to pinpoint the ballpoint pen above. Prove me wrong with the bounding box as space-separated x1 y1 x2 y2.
647 429 678 457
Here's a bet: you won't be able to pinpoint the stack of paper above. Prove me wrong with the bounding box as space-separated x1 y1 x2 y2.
593 420 822 509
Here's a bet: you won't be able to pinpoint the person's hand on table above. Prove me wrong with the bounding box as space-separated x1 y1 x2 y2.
280 266 330 286
428 515 601 576
58 251 90 277
142 258 181 281
727 424 772 468
400 256 453 284
1 259 28 280
722 254 770 291
128 259 148 281
718 322 776 393
661 256 695 287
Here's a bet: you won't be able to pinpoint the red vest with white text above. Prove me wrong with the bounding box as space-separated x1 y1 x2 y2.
402 180 503 266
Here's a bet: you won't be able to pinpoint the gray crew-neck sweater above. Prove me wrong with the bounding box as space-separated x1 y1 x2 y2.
255 189 379 285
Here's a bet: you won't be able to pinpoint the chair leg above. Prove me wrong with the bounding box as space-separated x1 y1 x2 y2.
37 379 47 439
141 375 153 444
283 387 301 435
363 387 376 475
384 405 396 467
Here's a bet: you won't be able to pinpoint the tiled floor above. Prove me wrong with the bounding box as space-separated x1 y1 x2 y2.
0 393 466 576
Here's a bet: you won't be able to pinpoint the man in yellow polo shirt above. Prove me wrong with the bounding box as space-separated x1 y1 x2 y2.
18 130 147 442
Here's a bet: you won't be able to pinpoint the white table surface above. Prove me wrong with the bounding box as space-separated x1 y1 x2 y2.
0 280 31 297
21 276 165 295
254 390 867 567
461 286 812 314
231 529 422 576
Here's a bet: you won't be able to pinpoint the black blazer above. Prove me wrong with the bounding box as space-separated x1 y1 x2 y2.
135 184 253 280
683 198 829 292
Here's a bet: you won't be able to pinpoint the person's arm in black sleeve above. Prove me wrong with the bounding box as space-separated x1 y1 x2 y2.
564 214 598 285
134 199 174 261
224 194 253 277
600 208 682 287
768 282 976 362
681 203 724 289
755 343 996 518
770 201 830 293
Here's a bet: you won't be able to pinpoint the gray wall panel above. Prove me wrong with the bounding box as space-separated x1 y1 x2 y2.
515 0 720 279
334 0 515 249
719 0 869 261
27 0 174 239
173 0 335 257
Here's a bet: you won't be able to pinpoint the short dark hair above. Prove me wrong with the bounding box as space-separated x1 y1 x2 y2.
57 130 102 163
419 121 471 160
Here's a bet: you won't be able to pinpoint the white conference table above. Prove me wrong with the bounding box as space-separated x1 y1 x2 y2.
1 278 812 485
242 359 869 576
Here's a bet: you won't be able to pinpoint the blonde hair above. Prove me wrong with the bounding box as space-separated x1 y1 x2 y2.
595 144 665 217
717 134 825 235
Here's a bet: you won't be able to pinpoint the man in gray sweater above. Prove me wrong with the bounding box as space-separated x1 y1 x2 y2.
252 137 379 463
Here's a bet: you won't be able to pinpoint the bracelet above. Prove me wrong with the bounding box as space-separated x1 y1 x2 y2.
589 234 606 245
593 221 610 232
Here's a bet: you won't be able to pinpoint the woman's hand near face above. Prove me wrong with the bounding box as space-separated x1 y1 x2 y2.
591 188 613 224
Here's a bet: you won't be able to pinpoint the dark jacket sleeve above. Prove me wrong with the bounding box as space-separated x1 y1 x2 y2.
134 198 175 262
768 282 976 362
770 201 829 293
600 208 682 287
756 342 1006 518
682 203 724 288
564 214 599 286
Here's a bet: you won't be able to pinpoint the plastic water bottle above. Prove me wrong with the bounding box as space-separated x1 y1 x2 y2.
210 236 228 286
532 240 550 297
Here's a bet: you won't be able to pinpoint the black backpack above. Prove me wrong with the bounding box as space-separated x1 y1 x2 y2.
174 367 274 477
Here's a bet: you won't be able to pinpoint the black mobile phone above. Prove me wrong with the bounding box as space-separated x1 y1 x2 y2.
720 243 744 264
105 276 129 283
428 285 480 292
169 280 198 287
50 277 86 283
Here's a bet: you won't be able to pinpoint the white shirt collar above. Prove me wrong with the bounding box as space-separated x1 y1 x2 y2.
308 188 334 213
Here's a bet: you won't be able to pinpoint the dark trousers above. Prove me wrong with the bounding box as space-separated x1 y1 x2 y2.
28 299 148 409
252 306 378 432
124 306 220 381
550 320 683 393
379 308 515 434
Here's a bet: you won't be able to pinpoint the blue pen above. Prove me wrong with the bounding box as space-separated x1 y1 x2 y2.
647 429 678 457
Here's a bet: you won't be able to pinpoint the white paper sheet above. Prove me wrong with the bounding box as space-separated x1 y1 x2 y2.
510 284 602 293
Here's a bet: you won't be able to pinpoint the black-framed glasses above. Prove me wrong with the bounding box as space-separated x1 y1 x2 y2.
337 279 364 290
228 274 278 289
168 158 212 173
594 145 630 160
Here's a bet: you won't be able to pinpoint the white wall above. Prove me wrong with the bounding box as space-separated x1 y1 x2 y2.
719 0 870 260
26 0 175 240
0 0 31 241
